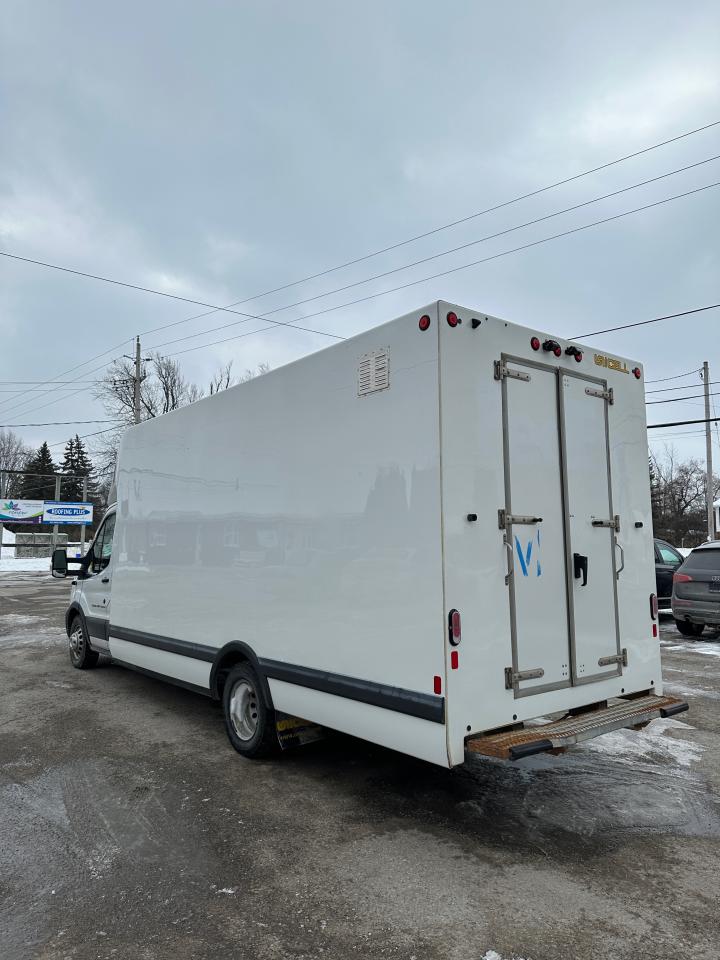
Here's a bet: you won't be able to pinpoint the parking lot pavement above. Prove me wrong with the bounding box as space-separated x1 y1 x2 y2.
1 575 719 960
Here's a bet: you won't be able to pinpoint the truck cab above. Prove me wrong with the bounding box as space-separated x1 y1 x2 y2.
53 507 117 667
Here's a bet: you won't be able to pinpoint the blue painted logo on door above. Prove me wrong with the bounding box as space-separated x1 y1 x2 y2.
515 529 542 577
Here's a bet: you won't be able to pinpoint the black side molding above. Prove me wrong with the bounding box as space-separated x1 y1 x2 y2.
259 658 445 724
660 701 689 718
508 739 554 761
110 625 215 663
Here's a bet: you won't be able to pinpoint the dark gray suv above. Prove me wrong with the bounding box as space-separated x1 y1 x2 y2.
671 542 720 637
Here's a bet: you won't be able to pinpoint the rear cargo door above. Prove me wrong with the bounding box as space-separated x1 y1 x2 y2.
501 359 571 695
560 374 621 681
499 357 621 697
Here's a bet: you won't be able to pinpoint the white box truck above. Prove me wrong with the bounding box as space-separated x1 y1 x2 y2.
53 301 686 767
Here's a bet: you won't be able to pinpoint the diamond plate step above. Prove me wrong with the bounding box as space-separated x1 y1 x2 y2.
465 694 688 761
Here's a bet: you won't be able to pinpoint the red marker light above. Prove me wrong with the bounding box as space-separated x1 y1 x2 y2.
553 345 562 357
448 608 461 645
574 351 583 363
632 367 642 380
450 650 459 670
650 593 658 620
446 311 459 327
530 336 540 351
418 314 431 331
433 675 442 695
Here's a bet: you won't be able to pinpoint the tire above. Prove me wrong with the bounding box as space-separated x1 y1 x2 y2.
222 663 279 758
675 618 704 638
68 615 99 669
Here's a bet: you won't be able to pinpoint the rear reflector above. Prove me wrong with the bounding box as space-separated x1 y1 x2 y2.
433 675 442 695
652 623 658 638
449 609 461 645
451 650 459 670
650 593 658 620
673 572 693 583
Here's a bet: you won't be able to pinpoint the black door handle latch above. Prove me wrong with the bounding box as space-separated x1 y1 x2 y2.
573 553 588 586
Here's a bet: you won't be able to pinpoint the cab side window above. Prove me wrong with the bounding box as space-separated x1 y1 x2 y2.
91 514 116 574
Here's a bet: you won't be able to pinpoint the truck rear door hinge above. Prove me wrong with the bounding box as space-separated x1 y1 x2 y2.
598 648 628 668
591 514 620 531
494 360 530 382
585 385 614 404
498 509 543 529
505 666 545 689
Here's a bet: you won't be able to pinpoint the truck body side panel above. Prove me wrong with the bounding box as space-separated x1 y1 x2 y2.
110 306 450 765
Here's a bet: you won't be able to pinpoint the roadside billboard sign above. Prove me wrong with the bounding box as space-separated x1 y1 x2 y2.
42 502 94 526
0 500 44 524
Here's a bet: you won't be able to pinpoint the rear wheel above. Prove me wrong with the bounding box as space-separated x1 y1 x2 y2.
68 615 99 669
675 619 704 638
222 663 279 758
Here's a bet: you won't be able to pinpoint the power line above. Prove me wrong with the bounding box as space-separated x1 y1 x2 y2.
2 122 717 410
161 182 720 359
145 154 720 349
0 419 120 427
47 425 122 449
646 390 720 405
0 337 133 417
646 367 702 384
135 117 720 338
572 305 720 339
645 379 711 394
648 417 720 429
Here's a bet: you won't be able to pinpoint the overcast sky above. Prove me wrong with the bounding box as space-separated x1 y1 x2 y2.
1 1 719 463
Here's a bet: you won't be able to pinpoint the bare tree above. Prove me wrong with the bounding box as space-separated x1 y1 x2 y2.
0 428 32 497
91 355 269 486
650 445 720 546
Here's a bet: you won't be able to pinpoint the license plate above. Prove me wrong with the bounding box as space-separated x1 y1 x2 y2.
710 582 720 592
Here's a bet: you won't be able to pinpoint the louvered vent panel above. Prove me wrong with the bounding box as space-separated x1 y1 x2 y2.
357 348 390 396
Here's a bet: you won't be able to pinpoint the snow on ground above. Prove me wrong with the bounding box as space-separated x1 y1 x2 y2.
482 952 527 960
0 557 51 572
0 609 62 648
579 717 702 768
662 639 720 658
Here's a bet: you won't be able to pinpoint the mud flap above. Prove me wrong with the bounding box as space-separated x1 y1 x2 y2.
275 712 325 750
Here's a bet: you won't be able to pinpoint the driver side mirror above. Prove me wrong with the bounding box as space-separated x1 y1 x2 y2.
51 548 68 578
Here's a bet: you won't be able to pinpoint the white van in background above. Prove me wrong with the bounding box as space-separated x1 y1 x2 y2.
53 301 686 767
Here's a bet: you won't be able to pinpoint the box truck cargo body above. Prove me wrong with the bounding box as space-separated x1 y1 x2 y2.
58 302 686 766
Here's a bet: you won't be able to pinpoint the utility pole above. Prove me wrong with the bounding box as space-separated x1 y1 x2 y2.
703 361 714 541
133 335 141 425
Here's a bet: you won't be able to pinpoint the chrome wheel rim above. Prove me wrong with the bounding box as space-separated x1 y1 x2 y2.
229 680 259 741
69 624 84 661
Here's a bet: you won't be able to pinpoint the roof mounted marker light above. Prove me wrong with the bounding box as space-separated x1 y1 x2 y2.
446 311 459 327
530 336 541 351
418 314 431 331
632 367 642 380
565 345 583 363
543 339 562 357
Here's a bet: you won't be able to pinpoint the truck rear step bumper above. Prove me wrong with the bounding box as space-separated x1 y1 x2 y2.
465 694 689 761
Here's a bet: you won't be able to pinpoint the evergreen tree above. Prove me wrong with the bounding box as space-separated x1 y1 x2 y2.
19 442 57 500
59 435 97 503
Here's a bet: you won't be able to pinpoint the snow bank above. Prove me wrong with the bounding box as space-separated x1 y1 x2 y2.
0 528 16 558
